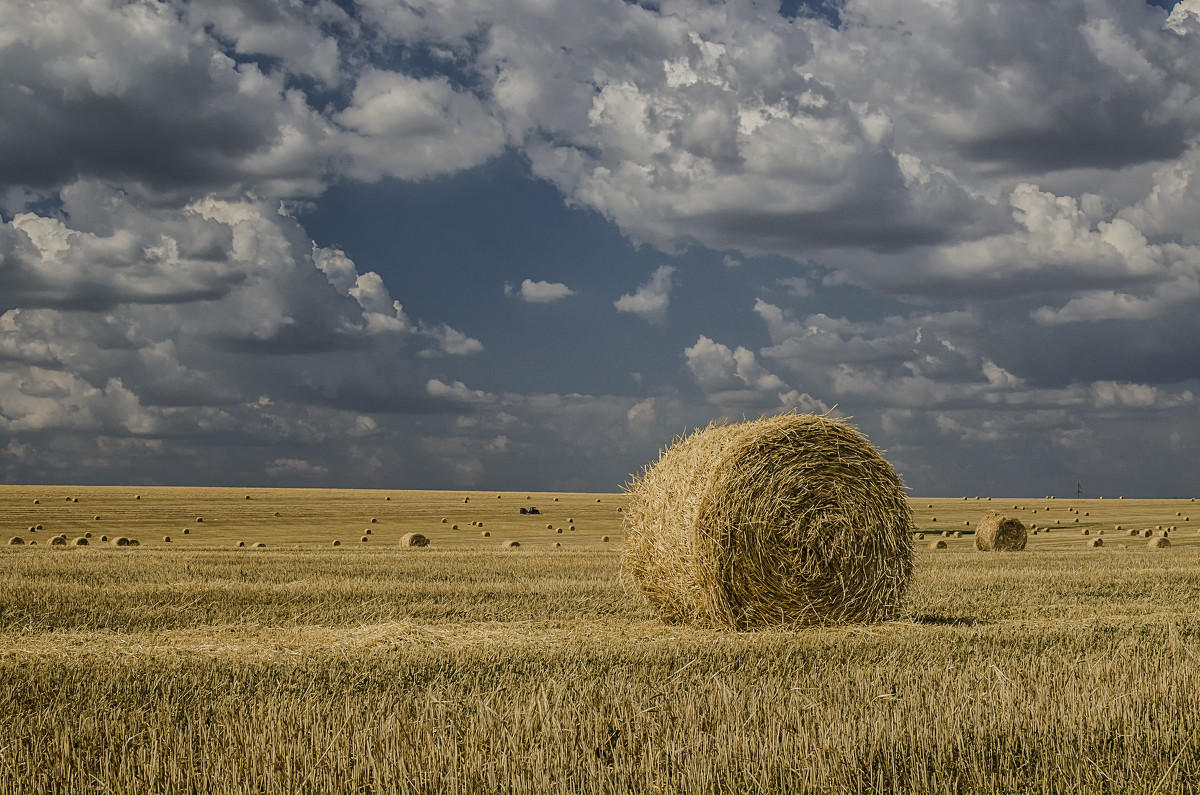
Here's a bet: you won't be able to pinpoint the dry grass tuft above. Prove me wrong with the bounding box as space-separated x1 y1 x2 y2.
399 532 429 548
974 512 1027 551
622 412 914 630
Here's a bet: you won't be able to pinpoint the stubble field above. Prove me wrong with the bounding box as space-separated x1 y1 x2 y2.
2 486 1199 793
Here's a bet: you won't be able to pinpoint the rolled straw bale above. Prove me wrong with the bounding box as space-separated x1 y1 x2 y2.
237 541 245 547
941 531 951 538
73 537 87 546
332 540 341 546
953 531 964 538
252 542 266 548
400 532 429 548
1142 528 1153 538
622 412 914 629
930 540 947 550
126 540 140 546
1088 537 1104 548
974 512 1027 551
1081 528 1090 536
50 535 67 546
481 531 490 537
100 536 108 542
602 535 610 542
8 536 25 545
1149 536 1171 549
503 540 519 548
1128 528 1139 536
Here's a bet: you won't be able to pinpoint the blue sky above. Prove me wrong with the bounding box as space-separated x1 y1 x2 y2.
3 0 1200 496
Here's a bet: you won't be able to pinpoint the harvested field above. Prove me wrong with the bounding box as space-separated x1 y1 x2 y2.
1 486 1199 792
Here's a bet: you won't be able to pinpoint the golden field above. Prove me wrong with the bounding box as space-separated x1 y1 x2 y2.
2 485 1199 793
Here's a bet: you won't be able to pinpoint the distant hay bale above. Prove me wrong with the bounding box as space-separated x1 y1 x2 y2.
569 525 576 532
274 512 281 517
568 518 574 524
1097 529 1104 535
602 535 610 542
135 495 140 500
1115 525 1122 532
95 516 101 521
963 521 970 526
547 524 553 530
915 532 925 541
400 532 429 547
442 518 448 523
386 496 391 501
332 540 341 546
360 536 369 543
84 532 91 538
552 542 561 548
196 517 203 523
503 540 520 548
1032 529 1038 535
35 525 43 531
622 412 914 629
183 528 189 535
1081 528 1090 536
8 536 25 545
931 517 937 522
73 537 87 546
1088 537 1104 548
941 531 952 538
1142 529 1153 538
463 498 469 503
100 535 107 542
481 531 490 537
451 524 458 530
364 528 371 535
477 522 483 528
33 499 39 504
953 531 964 538
127 539 140 546
1128 528 1139 536
1150 536 1171 549
237 541 245 547
370 518 377 523
929 540 947 550
28 541 36 546
974 512 1027 551
50 536 67 546
252 542 266 548
556 527 563 534
163 536 172 542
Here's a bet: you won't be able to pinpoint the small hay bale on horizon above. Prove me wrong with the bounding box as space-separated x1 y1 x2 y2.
481 531 490 537
929 540 947 550
974 512 1027 552
400 532 429 548
622 412 914 630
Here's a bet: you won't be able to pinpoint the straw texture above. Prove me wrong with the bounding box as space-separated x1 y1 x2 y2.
974 512 1027 551
621 412 914 630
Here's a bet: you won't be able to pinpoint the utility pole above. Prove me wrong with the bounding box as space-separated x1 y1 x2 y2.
1075 482 1084 499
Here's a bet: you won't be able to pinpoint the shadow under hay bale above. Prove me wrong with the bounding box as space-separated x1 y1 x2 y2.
400 532 429 547
974 512 1028 552
622 412 914 630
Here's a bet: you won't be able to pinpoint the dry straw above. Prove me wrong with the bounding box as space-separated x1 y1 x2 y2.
622 412 914 630
974 512 1027 551
400 532 429 547
1149 536 1171 549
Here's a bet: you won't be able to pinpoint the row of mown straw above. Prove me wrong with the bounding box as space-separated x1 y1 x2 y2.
622 412 915 630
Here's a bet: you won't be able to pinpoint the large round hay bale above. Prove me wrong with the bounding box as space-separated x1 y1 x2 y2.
974 512 1027 551
400 532 429 548
622 413 914 629
1149 536 1171 549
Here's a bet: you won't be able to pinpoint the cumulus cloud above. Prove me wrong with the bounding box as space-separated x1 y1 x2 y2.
684 334 825 412
505 278 576 303
614 265 675 324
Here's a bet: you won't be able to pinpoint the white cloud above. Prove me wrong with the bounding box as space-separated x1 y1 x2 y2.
614 265 675 324
506 279 576 303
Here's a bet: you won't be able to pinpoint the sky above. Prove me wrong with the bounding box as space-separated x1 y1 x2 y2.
2 0 1200 497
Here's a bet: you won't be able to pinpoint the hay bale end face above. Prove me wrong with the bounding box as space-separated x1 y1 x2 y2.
8 536 25 545
400 532 429 548
974 512 1027 551
622 412 914 630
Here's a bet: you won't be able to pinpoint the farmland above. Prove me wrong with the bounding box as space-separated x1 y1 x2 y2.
2 486 1199 793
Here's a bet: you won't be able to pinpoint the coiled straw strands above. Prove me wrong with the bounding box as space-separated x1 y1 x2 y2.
622 412 915 630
